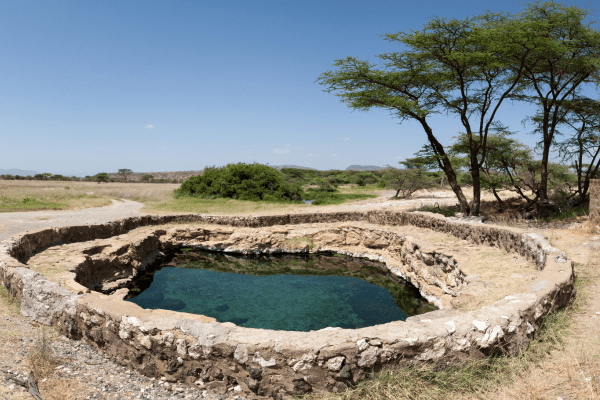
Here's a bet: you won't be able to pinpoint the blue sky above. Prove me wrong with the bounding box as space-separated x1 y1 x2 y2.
1 0 598 176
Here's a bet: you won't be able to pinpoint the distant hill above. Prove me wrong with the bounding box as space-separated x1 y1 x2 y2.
272 165 318 171
0 168 40 176
345 165 386 171
107 170 204 183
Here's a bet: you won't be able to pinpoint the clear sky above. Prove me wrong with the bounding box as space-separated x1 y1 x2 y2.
1 0 598 176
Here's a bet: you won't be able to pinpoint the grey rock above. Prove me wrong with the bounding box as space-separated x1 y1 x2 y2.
17 267 81 325
530 280 550 293
174 319 232 346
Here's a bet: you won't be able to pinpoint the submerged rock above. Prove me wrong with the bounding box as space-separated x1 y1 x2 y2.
159 298 186 311
215 304 229 312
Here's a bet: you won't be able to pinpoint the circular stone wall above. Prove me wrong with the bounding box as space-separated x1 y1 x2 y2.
0 211 575 399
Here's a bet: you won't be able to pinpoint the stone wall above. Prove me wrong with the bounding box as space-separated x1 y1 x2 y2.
0 211 575 399
4 210 565 269
590 179 600 221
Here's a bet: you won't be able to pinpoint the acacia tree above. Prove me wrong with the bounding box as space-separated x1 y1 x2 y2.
141 174 154 183
383 165 435 198
509 1 600 201
552 96 600 205
118 169 133 182
317 12 530 215
448 131 535 205
95 173 109 184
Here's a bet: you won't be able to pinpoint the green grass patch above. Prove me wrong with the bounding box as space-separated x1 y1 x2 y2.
415 204 457 218
0 196 68 212
144 191 377 214
541 202 589 222
304 191 377 206
341 184 382 193
145 196 304 215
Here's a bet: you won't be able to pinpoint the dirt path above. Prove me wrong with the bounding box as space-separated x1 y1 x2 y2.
0 199 144 241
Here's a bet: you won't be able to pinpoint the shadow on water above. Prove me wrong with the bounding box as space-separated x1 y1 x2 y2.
125 249 437 332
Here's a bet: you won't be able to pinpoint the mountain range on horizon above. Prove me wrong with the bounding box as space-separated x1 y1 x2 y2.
0 168 41 176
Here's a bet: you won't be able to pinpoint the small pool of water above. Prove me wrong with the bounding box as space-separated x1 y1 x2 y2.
126 250 436 332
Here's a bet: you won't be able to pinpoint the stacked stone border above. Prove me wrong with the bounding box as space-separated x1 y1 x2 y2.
0 211 575 399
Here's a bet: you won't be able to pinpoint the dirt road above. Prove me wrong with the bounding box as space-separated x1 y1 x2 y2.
0 199 143 241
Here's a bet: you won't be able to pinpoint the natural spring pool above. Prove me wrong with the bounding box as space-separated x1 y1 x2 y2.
126 249 436 332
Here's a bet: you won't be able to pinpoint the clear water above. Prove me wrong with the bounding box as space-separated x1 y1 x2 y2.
127 250 435 332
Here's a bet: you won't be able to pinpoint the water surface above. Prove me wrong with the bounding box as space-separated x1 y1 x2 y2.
127 250 435 331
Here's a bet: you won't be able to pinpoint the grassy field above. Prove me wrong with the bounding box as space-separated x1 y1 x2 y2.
0 180 380 215
0 180 178 211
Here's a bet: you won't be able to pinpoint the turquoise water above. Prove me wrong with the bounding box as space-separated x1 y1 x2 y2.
127 251 429 331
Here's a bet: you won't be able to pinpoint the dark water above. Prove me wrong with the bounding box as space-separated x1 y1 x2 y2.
127 250 436 332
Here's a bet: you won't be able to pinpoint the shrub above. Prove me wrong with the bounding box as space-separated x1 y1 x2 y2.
94 173 109 183
355 172 378 185
383 167 437 198
141 174 154 183
177 163 303 201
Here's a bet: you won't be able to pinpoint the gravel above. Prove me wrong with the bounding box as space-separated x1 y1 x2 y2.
0 316 249 400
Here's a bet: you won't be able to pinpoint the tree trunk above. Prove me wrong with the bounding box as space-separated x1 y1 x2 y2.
421 123 470 214
445 170 469 214
470 167 481 216
539 143 550 201
492 187 504 205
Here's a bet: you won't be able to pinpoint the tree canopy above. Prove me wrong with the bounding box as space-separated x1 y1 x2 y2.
317 0 600 216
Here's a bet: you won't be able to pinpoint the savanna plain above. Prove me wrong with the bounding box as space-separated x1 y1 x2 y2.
0 178 599 400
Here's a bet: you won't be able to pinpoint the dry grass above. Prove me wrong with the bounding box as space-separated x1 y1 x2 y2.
0 277 82 399
0 284 20 317
0 179 383 215
0 179 179 212
28 328 60 379
36 376 83 400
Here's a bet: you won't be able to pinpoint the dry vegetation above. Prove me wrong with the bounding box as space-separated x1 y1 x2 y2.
0 180 179 211
0 179 386 216
0 287 82 400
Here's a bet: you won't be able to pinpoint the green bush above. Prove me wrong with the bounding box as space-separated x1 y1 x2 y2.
177 163 303 202
279 168 387 186
94 173 109 183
